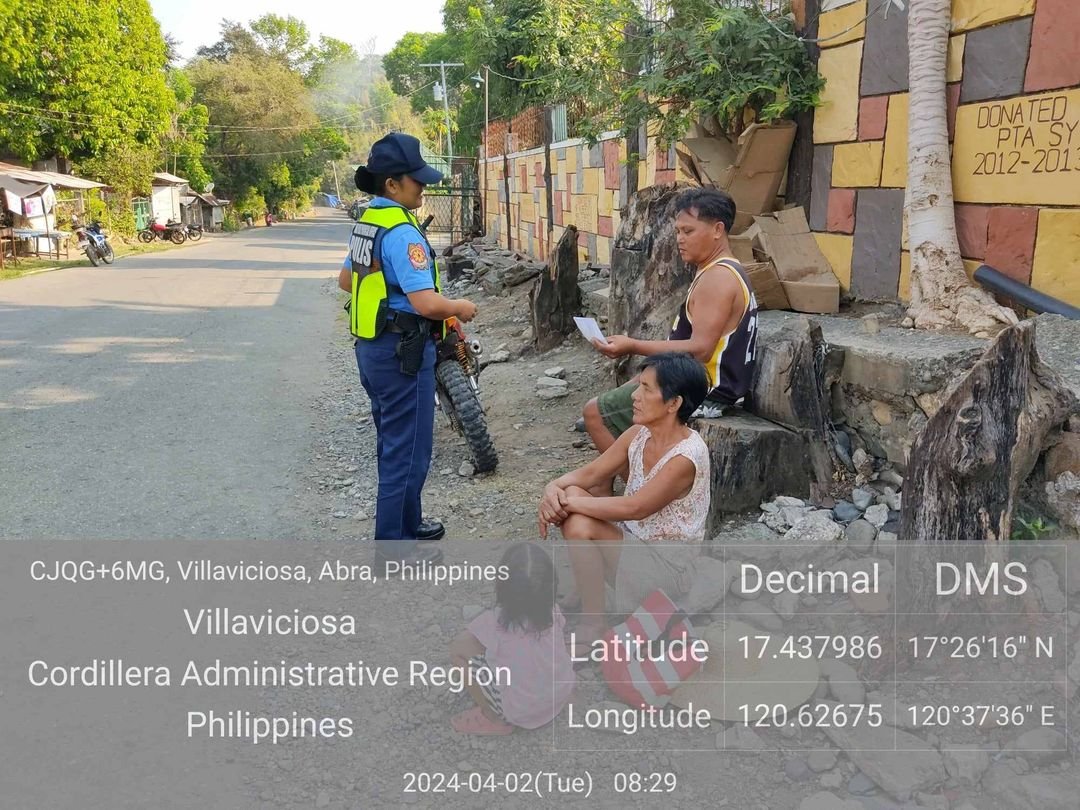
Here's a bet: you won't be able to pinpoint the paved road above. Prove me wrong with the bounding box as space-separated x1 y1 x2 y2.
0 213 352 539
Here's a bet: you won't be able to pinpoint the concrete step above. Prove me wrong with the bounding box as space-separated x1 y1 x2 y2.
757 311 1079 467
578 278 610 322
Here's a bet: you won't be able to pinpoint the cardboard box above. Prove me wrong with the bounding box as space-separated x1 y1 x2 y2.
677 121 798 235
753 208 840 314
744 261 790 311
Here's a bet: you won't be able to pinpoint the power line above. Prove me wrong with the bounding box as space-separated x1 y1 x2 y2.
749 0 897 45
0 81 438 136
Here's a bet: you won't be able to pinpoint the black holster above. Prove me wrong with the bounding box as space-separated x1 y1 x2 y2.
395 329 427 376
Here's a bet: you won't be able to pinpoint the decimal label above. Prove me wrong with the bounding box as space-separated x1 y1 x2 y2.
740 634 883 660
740 703 884 729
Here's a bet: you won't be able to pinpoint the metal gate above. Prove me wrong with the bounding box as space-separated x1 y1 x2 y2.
417 187 480 248
132 198 152 231
416 162 480 249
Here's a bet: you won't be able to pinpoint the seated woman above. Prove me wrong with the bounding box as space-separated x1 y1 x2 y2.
538 352 712 645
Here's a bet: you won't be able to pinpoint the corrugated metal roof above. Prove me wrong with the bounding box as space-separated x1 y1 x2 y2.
0 161 107 190
152 171 189 185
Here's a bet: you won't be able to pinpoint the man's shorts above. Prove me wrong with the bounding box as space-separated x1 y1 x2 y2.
596 380 639 439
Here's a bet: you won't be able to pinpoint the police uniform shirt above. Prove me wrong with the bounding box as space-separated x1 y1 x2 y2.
342 197 435 315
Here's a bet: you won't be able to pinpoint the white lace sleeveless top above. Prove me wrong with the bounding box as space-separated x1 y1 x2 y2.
620 426 711 544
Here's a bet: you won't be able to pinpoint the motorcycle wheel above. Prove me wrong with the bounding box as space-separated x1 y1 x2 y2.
435 359 498 473
85 246 101 267
170 229 186 245
188 228 202 242
138 230 154 243
100 241 115 264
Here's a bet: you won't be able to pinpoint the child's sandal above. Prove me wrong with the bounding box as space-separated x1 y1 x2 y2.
451 707 513 736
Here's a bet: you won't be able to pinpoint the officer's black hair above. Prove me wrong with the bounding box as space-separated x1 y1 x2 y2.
371 173 407 196
495 542 557 637
674 188 737 236
639 352 710 424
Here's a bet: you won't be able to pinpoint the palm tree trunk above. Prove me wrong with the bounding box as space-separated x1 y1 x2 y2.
906 0 1017 336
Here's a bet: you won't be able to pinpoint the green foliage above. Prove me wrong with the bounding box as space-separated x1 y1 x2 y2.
383 32 449 107
622 2 823 144
79 142 159 199
0 0 173 161
232 187 268 219
383 1 822 156
1011 513 1057 542
78 142 159 236
164 70 211 192
384 1 638 155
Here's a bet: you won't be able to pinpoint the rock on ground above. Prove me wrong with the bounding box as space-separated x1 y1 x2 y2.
822 721 946 800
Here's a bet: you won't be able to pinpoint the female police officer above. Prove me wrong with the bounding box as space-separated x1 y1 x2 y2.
337 133 478 570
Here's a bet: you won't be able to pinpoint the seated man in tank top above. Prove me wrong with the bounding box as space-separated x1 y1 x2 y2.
580 188 759 455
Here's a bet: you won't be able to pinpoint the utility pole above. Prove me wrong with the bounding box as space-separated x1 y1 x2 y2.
483 65 489 230
420 61 463 161
331 161 342 200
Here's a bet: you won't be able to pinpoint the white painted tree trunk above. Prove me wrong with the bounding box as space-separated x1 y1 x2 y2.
906 0 1017 336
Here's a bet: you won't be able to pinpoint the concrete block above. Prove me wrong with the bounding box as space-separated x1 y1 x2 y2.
584 167 601 197
814 232 854 291
880 92 908 188
984 206 1039 284
1032 208 1080 309
827 188 857 234
858 95 889 141
951 0 1035 33
815 41 863 143
953 88 1080 205
851 188 905 300
960 17 1034 103
898 251 911 302
1026 0 1080 92
596 237 611 266
819 0 867 47
832 141 884 187
954 204 990 259
810 145 835 231
861 3 908 96
947 34 966 83
603 140 621 189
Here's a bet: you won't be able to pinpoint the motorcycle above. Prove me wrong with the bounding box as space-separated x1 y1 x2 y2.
138 220 186 244
186 223 203 241
75 221 114 266
435 316 498 473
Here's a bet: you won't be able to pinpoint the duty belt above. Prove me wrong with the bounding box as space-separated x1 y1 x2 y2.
384 309 436 334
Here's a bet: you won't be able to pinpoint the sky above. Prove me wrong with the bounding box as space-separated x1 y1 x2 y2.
149 0 447 61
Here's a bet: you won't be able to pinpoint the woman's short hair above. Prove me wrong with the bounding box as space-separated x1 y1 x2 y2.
640 352 710 423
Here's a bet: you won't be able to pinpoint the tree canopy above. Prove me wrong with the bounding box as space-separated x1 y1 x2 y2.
0 0 174 161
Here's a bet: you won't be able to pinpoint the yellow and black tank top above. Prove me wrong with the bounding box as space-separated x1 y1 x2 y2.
669 257 759 406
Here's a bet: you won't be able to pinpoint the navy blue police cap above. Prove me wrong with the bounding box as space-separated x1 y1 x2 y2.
355 133 443 193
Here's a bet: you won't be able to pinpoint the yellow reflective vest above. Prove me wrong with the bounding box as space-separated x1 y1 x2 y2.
348 204 440 339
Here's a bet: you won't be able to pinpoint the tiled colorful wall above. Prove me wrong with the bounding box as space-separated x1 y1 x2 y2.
480 131 686 265
811 0 1080 307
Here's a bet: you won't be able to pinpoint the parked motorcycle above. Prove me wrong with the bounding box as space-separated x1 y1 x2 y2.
138 220 186 244
75 221 114 266
435 317 498 473
186 223 203 241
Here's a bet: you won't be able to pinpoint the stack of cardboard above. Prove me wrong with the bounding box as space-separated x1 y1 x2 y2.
676 121 798 234
751 208 839 314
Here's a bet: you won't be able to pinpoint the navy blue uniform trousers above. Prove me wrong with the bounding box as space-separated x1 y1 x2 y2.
355 330 436 557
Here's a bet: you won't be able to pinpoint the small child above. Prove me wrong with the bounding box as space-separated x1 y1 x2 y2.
449 543 575 735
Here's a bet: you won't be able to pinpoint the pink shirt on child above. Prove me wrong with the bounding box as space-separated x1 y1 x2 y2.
467 605 575 729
